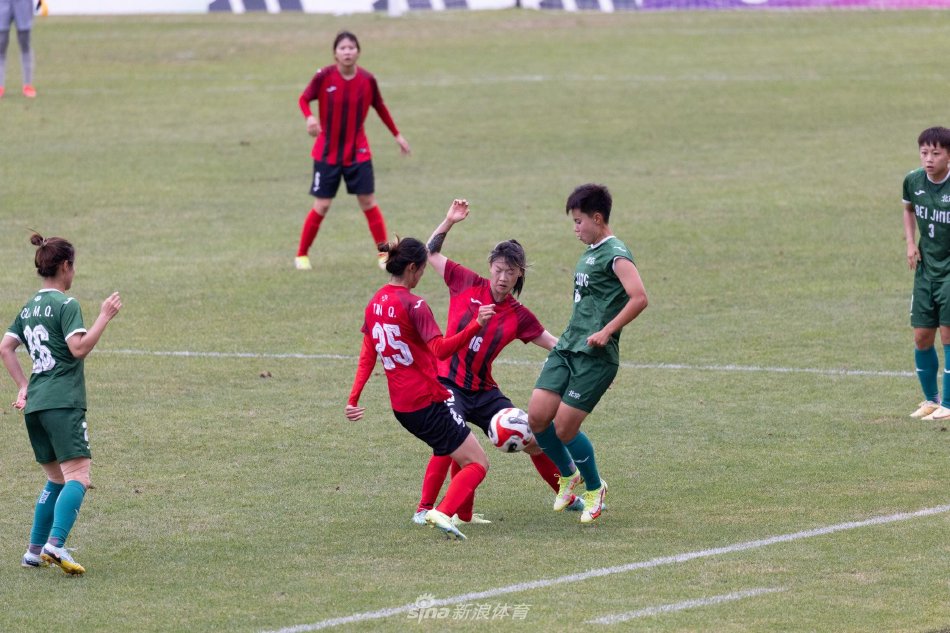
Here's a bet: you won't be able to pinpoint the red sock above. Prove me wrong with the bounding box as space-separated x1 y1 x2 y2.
436 462 486 518
363 205 387 247
530 451 562 493
448 461 475 522
297 210 324 257
416 454 452 513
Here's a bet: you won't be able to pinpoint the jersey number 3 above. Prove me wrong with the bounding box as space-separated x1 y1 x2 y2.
371 322 414 370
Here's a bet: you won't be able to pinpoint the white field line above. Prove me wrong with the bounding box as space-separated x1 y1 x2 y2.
102 348 913 378
259 503 950 633
587 586 787 624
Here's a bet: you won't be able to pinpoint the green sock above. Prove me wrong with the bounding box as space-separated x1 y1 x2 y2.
30 480 64 549
942 347 950 407
915 346 939 403
565 432 601 490
48 480 86 547
533 424 575 477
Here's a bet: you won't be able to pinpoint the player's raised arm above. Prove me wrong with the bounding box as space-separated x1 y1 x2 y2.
426 198 470 276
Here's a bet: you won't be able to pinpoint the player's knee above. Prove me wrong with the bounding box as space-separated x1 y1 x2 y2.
66 475 91 489
554 425 578 444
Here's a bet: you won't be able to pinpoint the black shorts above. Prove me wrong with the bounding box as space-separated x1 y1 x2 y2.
394 400 471 457
439 378 515 437
310 160 375 198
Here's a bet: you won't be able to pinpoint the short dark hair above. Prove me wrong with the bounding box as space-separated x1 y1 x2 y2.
488 239 527 297
333 30 360 52
566 183 612 224
30 232 74 278
378 237 426 276
918 126 950 150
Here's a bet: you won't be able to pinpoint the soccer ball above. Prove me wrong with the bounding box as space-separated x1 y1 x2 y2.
488 407 533 453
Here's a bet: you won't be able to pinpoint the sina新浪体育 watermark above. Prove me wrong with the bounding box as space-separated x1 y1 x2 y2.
408 593 531 623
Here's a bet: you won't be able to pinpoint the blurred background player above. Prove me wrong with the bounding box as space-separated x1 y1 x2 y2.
527 184 648 524
1 233 122 574
903 126 950 422
295 30 410 271
0 0 40 98
412 198 583 528
345 237 494 540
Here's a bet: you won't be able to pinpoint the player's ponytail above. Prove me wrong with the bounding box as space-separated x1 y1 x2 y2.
30 232 75 279
379 237 426 277
489 239 527 297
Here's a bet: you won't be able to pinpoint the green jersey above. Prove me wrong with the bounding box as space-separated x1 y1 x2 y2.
554 235 635 364
904 167 950 280
5 289 87 413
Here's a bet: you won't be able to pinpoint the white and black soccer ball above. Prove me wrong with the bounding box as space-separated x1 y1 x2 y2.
488 407 533 453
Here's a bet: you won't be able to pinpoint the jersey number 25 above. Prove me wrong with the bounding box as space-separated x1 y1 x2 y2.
371 322 414 370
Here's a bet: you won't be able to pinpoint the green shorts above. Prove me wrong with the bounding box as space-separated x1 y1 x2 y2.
911 271 950 328
534 349 618 413
24 408 91 464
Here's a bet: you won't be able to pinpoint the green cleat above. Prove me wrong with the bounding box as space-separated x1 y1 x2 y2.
580 480 607 524
424 509 467 540
553 471 583 511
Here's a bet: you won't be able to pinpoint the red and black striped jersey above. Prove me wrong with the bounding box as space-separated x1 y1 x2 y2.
298 65 399 166
438 260 545 391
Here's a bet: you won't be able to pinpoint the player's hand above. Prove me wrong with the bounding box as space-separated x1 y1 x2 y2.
475 303 495 327
306 115 321 138
12 385 26 410
446 199 469 225
907 244 921 270
101 292 122 321
586 329 611 348
345 404 365 421
396 133 411 156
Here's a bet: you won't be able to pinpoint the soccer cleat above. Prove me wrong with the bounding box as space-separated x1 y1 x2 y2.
22 85 36 98
294 255 312 270
41 543 85 575
377 252 388 270
553 470 583 511
565 494 585 512
580 480 607 524
922 405 950 422
424 509 466 540
451 513 491 526
911 400 940 419
21 551 48 568
412 510 428 526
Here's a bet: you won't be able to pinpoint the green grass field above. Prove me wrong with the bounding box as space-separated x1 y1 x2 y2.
1 8 949 632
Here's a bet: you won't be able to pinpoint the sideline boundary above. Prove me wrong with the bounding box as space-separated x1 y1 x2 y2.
587 586 788 624
259 503 950 633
